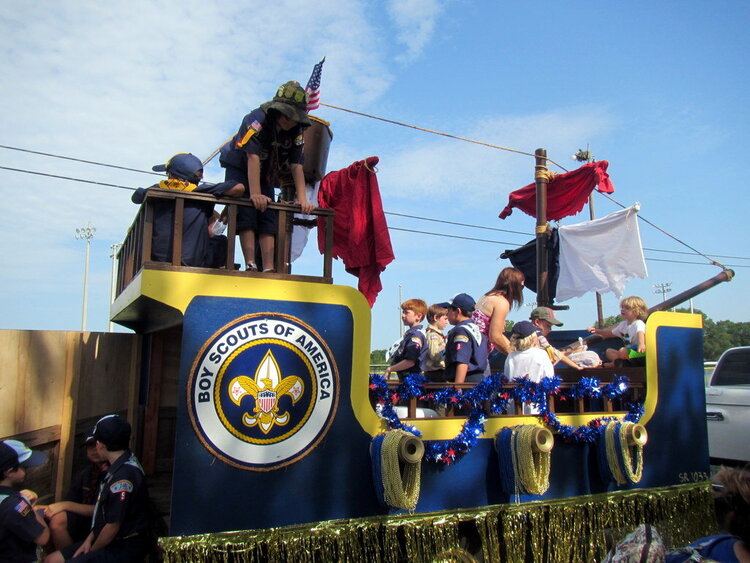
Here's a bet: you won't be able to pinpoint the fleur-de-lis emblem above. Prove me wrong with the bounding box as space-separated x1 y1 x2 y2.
228 350 304 434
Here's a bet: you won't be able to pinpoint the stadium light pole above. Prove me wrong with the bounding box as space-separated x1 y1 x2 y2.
75 222 96 331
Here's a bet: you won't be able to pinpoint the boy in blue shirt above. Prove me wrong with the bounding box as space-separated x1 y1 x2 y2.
0 439 49 562
441 294 488 384
132 152 244 267
384 299 427 380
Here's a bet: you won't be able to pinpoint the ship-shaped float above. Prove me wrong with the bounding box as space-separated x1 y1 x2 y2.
3 117 732 562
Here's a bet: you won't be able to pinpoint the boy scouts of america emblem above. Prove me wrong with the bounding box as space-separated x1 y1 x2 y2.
187 313 339 471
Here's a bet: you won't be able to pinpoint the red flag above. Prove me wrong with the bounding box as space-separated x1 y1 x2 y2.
499 160 615 221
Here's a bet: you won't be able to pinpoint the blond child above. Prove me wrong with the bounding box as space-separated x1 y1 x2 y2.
423 304 449 382
384 299 427 380
504 321 554 415
588 296 648 366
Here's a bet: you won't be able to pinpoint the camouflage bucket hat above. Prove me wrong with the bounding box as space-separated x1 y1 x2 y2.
261 81 311 126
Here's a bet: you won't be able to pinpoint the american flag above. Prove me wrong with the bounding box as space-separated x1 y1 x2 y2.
305 57 325 111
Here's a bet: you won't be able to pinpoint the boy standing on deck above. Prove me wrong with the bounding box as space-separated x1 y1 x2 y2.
0 439 49 562
441 294 488 384
220 81 316 272
384 299 428 380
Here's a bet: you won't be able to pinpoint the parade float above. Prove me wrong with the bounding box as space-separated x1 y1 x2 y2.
95 109 738 562
0 48 736 560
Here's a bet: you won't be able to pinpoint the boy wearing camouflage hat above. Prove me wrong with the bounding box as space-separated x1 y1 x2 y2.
220 81 316 272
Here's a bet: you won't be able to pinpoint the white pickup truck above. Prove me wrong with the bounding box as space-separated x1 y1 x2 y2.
705 346 750 464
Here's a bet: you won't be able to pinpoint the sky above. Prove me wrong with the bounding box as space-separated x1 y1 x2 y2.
1 1 748 352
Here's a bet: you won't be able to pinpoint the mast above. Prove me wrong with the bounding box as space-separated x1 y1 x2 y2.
534 148 550 307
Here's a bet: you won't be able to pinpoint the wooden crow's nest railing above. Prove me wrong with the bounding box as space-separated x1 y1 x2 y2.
115 189 335 297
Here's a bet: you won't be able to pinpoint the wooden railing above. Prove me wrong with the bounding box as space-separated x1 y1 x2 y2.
116 189 335 297
385 367 645 419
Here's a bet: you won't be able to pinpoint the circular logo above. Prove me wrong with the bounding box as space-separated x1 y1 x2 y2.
187 313 339 471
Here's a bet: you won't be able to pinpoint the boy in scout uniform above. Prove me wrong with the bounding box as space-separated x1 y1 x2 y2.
46 415 153 563
384 299 428 380
441 293 488 384
220 81 316 272
0 439 49 562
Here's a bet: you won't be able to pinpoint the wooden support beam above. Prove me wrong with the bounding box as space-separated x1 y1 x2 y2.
54 332 81 502
142 333 163 476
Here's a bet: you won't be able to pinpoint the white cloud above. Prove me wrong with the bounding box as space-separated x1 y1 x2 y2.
386 0 448 63
0 0 396 331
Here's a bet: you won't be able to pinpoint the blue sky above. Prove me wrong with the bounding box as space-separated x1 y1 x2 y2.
1 1 748 351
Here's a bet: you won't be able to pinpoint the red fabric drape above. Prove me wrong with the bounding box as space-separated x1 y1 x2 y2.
498 160 615 221
317 157 394 306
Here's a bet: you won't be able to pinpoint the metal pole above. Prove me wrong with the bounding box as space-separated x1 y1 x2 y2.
573 145 605 327
109 243 122 332
534 148 550 307
653 282 673 303
398 284 404 337
75 222 96 332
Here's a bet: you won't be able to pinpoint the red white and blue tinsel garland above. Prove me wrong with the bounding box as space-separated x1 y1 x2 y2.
369 372 644 466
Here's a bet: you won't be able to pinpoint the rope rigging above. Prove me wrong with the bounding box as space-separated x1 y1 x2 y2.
0 132 744 269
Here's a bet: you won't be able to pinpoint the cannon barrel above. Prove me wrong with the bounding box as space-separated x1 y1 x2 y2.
648 269 734 314
569 269 734 349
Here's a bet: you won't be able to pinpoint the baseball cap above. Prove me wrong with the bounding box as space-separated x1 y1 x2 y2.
530 307 563 327
436 293 476 311
91 415 131 449
152 153 203 183
511 320 537 339
0 440 47 473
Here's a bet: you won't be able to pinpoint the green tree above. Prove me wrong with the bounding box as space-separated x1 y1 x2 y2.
370 349 387 365
665 308 750 360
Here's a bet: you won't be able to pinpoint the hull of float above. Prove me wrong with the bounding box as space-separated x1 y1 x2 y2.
144 266 710 537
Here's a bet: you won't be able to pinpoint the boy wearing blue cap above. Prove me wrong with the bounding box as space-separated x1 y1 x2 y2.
504 320 554 384
220 81 316 272
0 439 50 562
132 152 244 267
441 294 488 384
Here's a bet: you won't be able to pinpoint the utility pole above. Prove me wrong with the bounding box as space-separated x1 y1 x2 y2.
653 282 673 305
109 243 122 332
75 222 96 332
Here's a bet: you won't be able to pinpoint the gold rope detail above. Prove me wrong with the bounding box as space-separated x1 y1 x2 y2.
534 169 556 182
512 426 551 496
619 423 644 483
605 421 643 485
381 430 421 511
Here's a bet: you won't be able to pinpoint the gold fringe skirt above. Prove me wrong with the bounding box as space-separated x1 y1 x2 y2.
159 482 715 562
